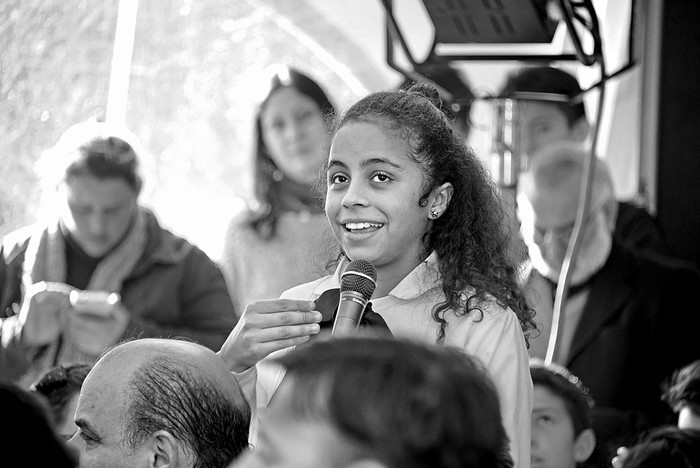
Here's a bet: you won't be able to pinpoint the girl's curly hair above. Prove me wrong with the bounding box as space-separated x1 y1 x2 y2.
330 83 536 345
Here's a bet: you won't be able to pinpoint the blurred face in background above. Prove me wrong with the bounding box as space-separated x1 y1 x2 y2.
261 87 328 186
517 177 613 286
519 101 589 160
60 174 139 258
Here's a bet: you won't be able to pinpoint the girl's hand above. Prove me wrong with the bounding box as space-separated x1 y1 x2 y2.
218 299 322 373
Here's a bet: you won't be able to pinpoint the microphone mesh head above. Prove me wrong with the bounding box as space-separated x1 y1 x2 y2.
340 259 377 300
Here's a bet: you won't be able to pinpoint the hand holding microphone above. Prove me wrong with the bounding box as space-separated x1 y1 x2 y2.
218 298 323 373
217 259 376 373
332 259 377 337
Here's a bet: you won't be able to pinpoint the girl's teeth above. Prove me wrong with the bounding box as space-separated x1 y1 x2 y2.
346 222 381 230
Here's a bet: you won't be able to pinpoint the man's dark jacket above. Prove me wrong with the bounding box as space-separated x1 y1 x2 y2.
0 210 237 381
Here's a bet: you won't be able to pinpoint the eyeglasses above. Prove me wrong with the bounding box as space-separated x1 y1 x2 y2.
534 221 576 245
533 204 606 246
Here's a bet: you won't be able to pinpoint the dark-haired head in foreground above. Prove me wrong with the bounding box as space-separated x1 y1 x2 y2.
234 336 512 468
617 426 700 468
663 359 700 430
1 378 78 467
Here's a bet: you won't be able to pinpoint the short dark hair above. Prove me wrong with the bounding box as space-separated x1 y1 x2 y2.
499 66 586 127
124 356 251 468
663 359 700 416
40 120 144 193
530 360 594 436
620 426 700 468
275 336 513 468
30 363 92 428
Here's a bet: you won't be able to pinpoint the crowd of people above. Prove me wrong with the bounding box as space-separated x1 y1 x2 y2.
1 64 698 468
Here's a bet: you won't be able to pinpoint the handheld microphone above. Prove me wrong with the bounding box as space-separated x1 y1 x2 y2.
331 259 377 337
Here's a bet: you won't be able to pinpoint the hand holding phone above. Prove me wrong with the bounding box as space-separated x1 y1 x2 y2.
69 290 121 317
66 291 129 354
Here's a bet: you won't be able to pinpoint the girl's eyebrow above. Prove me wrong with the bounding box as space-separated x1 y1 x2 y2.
327 157 401 170
327 159 347 170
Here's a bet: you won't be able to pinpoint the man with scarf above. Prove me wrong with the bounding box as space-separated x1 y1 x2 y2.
0 121 237 388
517 142 700 463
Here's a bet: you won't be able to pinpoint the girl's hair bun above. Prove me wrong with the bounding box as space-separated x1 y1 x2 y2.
404 82 453 121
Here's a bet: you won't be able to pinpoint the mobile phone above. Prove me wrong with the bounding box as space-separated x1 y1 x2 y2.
69 290 120 317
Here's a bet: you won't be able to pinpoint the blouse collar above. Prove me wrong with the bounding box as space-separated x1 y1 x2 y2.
334 252 441 301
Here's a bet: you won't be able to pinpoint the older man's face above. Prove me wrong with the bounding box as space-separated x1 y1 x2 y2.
66 356 147 468
517 181 612 285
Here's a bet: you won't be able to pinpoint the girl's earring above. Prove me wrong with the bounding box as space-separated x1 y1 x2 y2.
429 208 440 219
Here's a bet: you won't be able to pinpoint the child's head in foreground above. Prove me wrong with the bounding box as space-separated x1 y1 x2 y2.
530 359 596 468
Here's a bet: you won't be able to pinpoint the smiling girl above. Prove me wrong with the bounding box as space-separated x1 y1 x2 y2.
220 83 536 467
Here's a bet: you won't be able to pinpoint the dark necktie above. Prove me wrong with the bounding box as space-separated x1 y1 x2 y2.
312 288 393 339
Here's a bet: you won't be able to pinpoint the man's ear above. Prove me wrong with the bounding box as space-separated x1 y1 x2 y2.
573 428 596 463
148 430 187 468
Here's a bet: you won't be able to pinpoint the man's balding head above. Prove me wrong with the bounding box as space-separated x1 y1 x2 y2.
69 338 250 468
95 338 244 402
